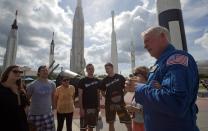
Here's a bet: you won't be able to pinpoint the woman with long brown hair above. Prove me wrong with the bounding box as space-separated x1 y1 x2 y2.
0 65 29 131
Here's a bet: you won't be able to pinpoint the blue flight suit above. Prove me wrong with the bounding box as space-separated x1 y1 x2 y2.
135 44 199 131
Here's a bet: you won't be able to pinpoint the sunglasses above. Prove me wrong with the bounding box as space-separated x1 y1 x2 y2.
12 70 23 74
133 72 145 77
133 72 148 80
62 79 69 82
39 68 48 72
86 67 94 70
133 72 140 76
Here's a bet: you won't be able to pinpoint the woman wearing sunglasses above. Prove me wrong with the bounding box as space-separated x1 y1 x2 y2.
0 65 29 131
54 77 75 131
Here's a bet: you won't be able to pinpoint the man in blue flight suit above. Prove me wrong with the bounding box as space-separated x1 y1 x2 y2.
125 26 199 131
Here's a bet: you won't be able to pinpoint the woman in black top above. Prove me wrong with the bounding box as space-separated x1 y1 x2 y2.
0 65 29 131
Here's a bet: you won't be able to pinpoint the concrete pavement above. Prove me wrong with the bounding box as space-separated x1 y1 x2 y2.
55 97 208 131
196 97 208 131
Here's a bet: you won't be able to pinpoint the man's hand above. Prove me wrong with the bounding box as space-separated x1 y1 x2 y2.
126 105 142 113
151 80 161 89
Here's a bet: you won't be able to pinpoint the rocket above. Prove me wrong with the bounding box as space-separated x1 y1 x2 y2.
111 10 118 73
48 32 60 76
130 40 135 73
49 32 55 70
3 10 19 71
70 0 85 75
157 0 187 51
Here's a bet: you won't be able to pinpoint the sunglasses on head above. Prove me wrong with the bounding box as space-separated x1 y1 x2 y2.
12 70 23 74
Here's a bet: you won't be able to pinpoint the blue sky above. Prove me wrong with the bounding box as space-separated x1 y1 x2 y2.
0 0 207 76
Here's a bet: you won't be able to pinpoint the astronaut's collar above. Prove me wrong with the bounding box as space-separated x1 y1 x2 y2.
149 64 158 73
157 44 175 62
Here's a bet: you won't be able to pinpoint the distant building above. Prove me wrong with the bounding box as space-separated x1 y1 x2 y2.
22 70 37 77
197 60 208 76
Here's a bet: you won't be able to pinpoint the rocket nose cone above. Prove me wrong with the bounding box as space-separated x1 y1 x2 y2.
157 0 181 14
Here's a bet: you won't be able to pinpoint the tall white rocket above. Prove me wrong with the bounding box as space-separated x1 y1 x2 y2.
70 0 85 75
130 40 135 73
49 32 55 70
157 0 187 51
3 10 18 71
111 10 118 73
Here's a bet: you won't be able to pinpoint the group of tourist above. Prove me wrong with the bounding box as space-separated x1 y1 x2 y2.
0 26 200 131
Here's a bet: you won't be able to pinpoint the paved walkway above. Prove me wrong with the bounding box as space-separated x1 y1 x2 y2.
55 108 127 131
196 97 208 131
55 97 208 131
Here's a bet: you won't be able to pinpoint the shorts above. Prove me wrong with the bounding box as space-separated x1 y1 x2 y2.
80 108 98 129
28 112 55 131
105 104 131 124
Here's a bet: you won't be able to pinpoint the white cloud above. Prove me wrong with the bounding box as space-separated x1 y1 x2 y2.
195 32 208 49
0 0 73 71
181 0 189 8
1 0 208 76
185 25 201 34
0 0 155 72
83 3 156 74
183 0 208 21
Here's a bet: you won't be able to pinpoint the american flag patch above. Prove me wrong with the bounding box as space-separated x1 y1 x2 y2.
166 54 188 66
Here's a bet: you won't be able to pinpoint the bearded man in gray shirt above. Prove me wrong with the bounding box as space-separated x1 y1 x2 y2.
27 65 56 131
